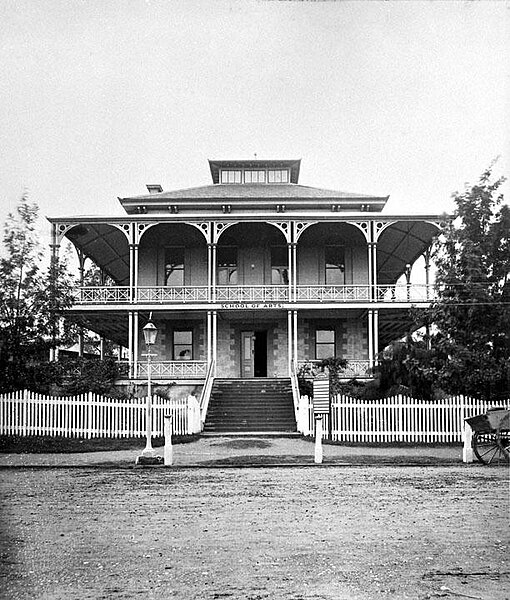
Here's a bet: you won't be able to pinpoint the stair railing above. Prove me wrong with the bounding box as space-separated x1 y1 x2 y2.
199 359 215 429
290 360 301 427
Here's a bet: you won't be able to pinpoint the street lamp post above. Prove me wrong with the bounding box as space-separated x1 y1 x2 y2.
141 320 158 459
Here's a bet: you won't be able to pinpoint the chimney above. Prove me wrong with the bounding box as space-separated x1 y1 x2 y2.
146 184 163 194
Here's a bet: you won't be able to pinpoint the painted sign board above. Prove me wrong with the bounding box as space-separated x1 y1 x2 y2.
312 378 330 414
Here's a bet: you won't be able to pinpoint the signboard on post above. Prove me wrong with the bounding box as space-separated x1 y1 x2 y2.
312 376 330 414
312 374 329 464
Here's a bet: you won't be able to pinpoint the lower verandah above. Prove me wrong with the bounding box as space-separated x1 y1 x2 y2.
134 312 370 380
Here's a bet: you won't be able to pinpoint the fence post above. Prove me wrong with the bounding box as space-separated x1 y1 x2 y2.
314 415 323 464
164 415 173 466
398 394 403 442
22 389 29 436
462 422 473 463
187 395 196 435
87 391 94 439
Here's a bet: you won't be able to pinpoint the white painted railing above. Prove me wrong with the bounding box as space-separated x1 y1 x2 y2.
199 359 215 427
0 390 201 438
376 284 435 302
137 361 208 379
137 286 209 303
298 394 509 442
297 360 371 379
296 285 370 302
77 286 131 303
74 284 436 305
290 361 301 424
216 285 288 302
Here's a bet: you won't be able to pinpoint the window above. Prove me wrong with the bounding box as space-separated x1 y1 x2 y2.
217 245 238 284
174 330 193 360
165 247 184 286
325 246 345 285
268 169 289 183
220 170 242 184
244 170 266 183
271 246 289 285
316 329 335 359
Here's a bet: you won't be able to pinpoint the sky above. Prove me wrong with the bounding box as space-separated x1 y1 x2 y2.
0 0 509 245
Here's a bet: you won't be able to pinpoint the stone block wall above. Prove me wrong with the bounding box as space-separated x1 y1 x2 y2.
216 320 238 377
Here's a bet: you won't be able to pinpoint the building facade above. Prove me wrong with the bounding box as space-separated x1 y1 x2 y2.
48 159 441 397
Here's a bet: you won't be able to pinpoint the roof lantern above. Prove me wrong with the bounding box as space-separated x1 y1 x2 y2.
208 159 301 185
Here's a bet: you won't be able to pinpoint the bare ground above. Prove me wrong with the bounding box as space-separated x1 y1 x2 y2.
0 464 508 600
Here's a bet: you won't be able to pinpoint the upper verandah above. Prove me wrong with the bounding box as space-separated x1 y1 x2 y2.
118 158 389 215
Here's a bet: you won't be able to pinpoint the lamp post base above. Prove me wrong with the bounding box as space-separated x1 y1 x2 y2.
135 443 163 465
135 453 164 466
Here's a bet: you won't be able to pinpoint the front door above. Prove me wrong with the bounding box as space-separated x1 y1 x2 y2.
241 331 267 378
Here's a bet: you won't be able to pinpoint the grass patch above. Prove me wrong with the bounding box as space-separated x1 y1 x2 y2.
0 434 199 454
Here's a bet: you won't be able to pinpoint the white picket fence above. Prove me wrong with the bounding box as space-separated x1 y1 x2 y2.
0 390 201 438
297 394 510 443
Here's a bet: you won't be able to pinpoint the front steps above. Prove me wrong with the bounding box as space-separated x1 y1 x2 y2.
204 378 297 433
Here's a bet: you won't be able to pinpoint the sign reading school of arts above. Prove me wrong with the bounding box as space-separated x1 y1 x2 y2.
220 303 285 310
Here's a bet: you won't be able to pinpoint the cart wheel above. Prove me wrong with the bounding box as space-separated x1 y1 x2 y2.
473 431 510 465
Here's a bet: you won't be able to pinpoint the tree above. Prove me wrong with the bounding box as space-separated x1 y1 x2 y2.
426 165 510 400
0 194 77 391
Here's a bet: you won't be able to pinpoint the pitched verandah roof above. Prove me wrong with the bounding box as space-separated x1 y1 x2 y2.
120 183 385 201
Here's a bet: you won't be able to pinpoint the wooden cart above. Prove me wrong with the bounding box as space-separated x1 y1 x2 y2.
465 408 510 465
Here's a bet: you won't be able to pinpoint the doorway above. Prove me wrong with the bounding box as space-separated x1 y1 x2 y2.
241 331 267 378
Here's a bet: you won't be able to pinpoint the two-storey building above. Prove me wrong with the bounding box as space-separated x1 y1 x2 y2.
48 159 441 430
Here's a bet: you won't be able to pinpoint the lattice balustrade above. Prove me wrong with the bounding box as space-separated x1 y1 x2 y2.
376 284 435 303
77 287 131 303
297 360 370 379
136 287 209 303
215 286 289 302
295 285 370 302
137 361 208 379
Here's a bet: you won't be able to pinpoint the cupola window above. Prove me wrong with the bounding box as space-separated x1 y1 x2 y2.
268 169 289 183
244 170 266 183
220 170 242 184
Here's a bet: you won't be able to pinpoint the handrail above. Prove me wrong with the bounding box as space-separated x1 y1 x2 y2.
199 359 215 428
290 360 301 428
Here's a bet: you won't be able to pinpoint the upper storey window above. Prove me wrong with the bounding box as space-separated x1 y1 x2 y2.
165 247 185 286
268 169 289 183
244 170 266 183
221 170 242 184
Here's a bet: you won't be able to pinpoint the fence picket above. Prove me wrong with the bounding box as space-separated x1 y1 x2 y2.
298 393 509 443
0 391 202 439
1 391 508 442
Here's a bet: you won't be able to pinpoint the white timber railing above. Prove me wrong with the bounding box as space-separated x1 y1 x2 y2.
298 394 509 442
216 285 288 302
199 359 216 427
298 360 371 379
289 361 301 424
0 390 201 438
137 286 209 303
74 284 436 305
137 361 208 379
77 286 131 303
296 285 370 302
376 284 436 303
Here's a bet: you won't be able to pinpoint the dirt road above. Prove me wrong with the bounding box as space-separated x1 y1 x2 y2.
0 465 508 600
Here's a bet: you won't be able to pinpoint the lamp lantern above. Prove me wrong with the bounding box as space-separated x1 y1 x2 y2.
143 321 158 346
